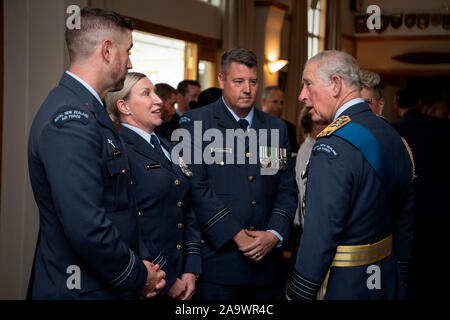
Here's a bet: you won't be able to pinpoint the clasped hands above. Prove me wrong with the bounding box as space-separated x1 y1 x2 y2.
140 260 166 299
233 229 279 262
140 260 196 300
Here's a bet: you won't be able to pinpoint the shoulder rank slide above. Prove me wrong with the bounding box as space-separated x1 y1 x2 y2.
317 115 351 138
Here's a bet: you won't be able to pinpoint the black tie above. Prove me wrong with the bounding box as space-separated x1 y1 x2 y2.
238 119 249 131
150 134 170 165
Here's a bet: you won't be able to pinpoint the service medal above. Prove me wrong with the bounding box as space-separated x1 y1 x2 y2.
259 146 271 168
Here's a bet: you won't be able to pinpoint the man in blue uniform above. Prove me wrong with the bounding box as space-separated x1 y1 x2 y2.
178 48 298 300
287 50 414 300
27 8 165 299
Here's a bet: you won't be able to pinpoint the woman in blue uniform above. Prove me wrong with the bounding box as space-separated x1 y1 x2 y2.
105 72 201 300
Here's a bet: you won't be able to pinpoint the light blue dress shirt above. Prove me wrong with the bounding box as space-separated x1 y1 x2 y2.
333 98 365 121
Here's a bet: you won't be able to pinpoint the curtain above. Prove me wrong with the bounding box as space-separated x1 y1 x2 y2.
325 0 341 50
222 0 255 51
283 0 308 130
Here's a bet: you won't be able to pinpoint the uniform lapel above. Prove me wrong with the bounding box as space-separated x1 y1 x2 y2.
213 98 241 131
119 125 177 173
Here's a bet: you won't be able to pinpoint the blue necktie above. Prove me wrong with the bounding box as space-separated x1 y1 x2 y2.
150 134 171 165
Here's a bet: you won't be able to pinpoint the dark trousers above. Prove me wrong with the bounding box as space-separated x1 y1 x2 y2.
194 280 284 300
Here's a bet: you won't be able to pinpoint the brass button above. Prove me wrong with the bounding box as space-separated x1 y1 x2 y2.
249 226 255 231
138 211 142 216
174 179 181 185
177 201 183 208
176 244 182 251
177 223 184 229
248 176 254 182
220 161 225 167
246 152 251 158
251 200 257 207
121 169 126 174
130 180 133 185
201 239 205 244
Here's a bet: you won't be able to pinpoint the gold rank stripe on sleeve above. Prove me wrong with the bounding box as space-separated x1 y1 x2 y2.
317 234 393 300
317 115 351 138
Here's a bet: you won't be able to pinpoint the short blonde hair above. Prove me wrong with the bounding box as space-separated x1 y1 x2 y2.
104 72 147 125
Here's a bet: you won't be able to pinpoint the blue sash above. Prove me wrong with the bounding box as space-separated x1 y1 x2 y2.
333 122 398 203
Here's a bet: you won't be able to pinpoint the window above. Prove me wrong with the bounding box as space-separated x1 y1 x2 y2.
130 31 186 89
198 0 221 7
307 0 321 59
198 60 215 89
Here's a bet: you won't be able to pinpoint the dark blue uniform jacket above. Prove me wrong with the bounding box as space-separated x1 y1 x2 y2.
27 73 147 299
118 125 201 294
288 103 414 300
179 98 298 286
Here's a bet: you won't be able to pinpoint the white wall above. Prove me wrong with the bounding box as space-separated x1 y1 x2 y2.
103 0 222 40
0 0 67 299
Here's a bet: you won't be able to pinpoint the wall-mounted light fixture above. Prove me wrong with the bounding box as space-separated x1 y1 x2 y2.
267 59 288 73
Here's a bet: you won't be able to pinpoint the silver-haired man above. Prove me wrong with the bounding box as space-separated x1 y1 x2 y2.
287 50 414 300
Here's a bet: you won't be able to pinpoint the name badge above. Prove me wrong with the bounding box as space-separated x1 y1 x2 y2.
210 147 232 154
145 163 162 170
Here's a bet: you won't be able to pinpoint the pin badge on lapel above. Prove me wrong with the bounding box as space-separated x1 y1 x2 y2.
107 138 121 158
178 157 193 177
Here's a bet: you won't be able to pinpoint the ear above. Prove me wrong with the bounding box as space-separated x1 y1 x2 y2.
330 75 342 97
116 99 130 116
101 39 114 63
218 73 225 90
378 98 385 114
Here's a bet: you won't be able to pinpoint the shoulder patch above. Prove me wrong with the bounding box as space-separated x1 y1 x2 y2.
312 143 339 159
178 115 191 125
52 106 91 128
317 115 351 138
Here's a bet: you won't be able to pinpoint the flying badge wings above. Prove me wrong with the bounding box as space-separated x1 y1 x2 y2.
316 115 351 138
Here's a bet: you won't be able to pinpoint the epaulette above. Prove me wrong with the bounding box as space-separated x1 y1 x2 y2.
316 115 351 138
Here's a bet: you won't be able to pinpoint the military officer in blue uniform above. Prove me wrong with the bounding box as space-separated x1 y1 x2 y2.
27 8 165 299
105 72 201 300
178 48 298 300
287 50 414 300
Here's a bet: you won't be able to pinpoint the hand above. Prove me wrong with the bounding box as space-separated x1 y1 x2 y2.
240 230 279 262
141 260 166 298
179 273 197 300
168 278 187 300
233 229 257 251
